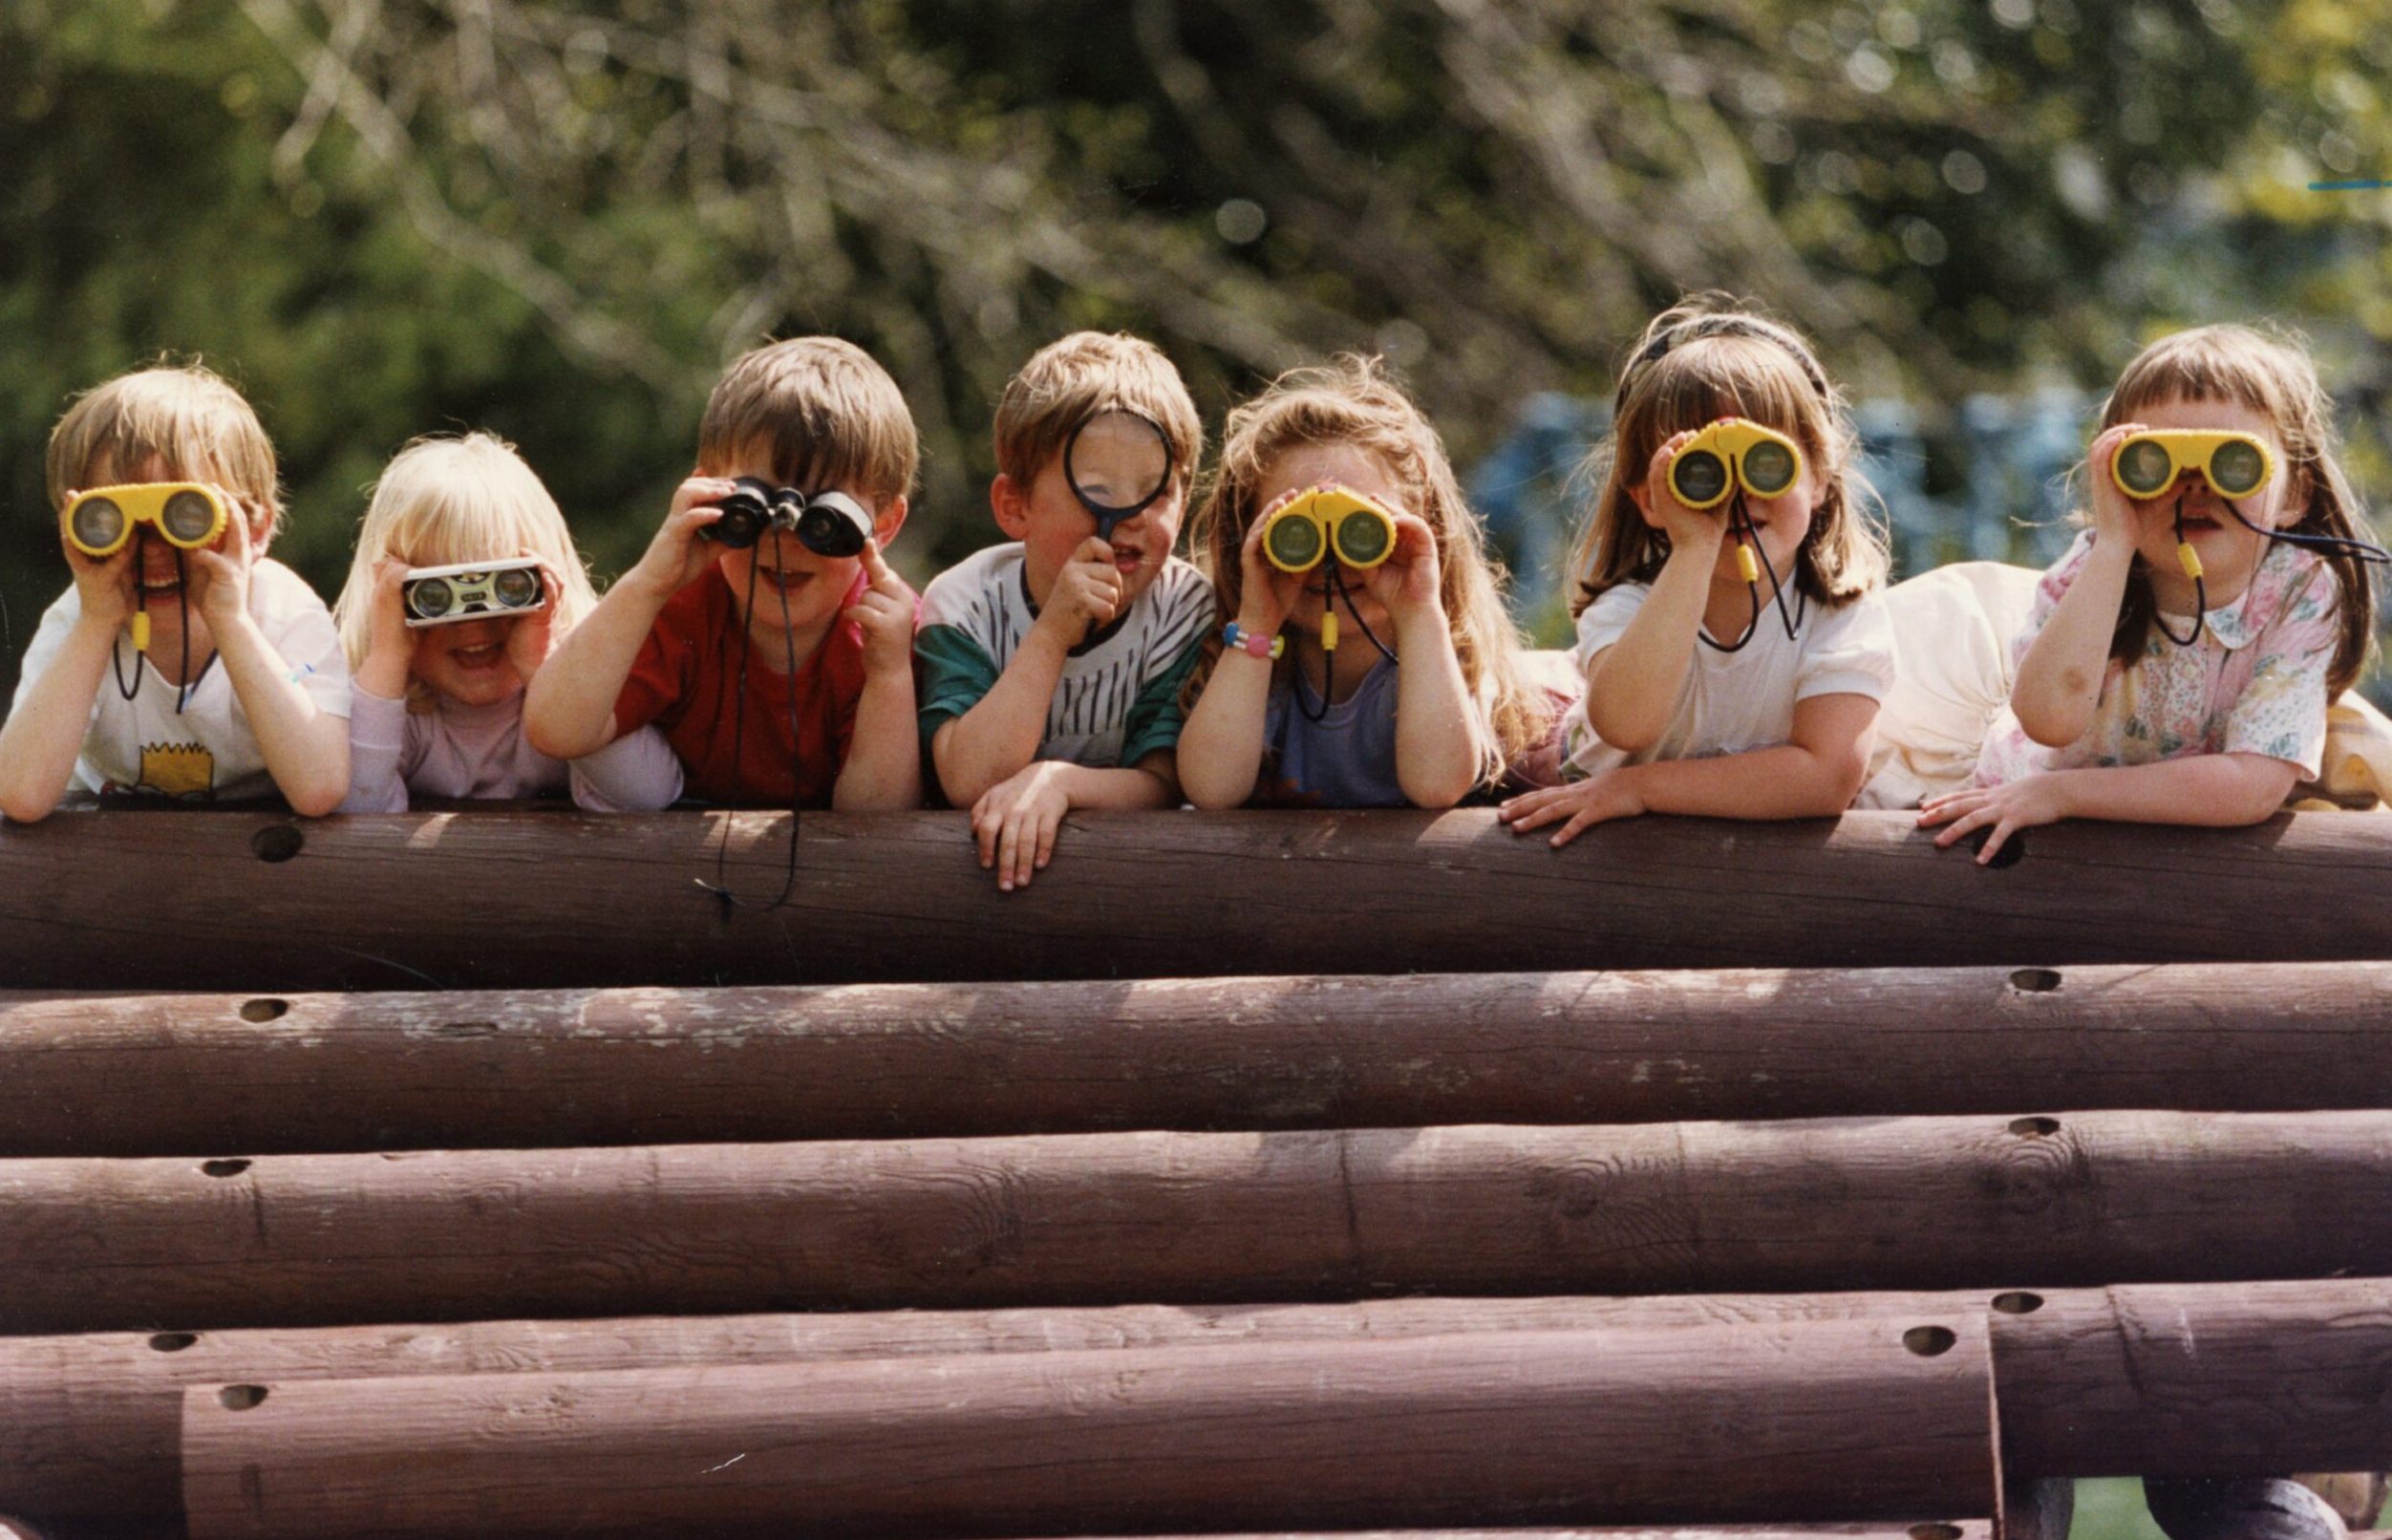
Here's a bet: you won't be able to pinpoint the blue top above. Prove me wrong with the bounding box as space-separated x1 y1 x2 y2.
1255 657 1407 808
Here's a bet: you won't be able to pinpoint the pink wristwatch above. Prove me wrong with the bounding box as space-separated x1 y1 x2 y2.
1224 622 1284 659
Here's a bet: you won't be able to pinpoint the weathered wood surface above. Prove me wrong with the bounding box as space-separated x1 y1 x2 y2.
0 1294 1980 1519
8 1112 2391 1333
8 809 2392 991
11 962 2392 1155
971 1531 2001 1540
177 1319 1999 1539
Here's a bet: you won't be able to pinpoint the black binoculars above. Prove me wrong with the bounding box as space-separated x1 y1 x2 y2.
703 477 873 558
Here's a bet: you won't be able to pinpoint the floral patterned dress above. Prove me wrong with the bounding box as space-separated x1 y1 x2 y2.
1976 529 2341 785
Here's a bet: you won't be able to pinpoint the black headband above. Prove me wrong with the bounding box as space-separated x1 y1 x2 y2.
1621 316 1834 407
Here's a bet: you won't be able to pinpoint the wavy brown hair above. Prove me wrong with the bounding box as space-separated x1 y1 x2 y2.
1566 294 1887 619
2091 324 2378 695
1183 355 1552 789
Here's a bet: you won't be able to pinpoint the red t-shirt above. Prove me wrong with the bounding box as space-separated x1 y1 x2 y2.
612 566 869 805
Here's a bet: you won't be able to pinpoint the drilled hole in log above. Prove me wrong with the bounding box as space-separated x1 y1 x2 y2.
1972 829 2026 868
1991 1291 2046 1315
2009 1117 2061 1138
218 1385 267 1411
148 1333 198 1353
1911 1526 1965 1540
249 825 304 864
436 1021 500 1038
238 998 289 1023
201 1159 252 1178
2008 968 2062 993
1903 1325 1957 1358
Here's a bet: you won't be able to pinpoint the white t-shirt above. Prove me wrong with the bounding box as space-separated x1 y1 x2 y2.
1559 581 1897 780
10 558 352 803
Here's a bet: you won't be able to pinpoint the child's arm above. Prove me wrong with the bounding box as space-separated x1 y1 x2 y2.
340 558 416 814
0 540 134 823
930 537 1123 805
523 479 725 761
1368 513 1481 809
971 754 1175 891
190 515 349 817
832 541 922 812
1921 754 2298 865
1500 692 1879 846
1179 495 1308 810
2008 423 2163 747
1583 431 1723 754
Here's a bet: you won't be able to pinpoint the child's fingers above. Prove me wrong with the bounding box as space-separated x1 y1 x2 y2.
1035 804 1059 871
1502 793 1574 834
1548 804 1604 848
996 810 1027 891
860 538 902 592
1930 802 1998 848
1012 807 1042 889
972 800 1002 869
1975 818 2020 866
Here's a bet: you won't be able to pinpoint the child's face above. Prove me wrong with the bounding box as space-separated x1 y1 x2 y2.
77 449 268 632
2118 395 2299 606
410 615 523 708
1253 442 1413 641
1010 449 1185 610
1639 418 1824 593
709 449 900 649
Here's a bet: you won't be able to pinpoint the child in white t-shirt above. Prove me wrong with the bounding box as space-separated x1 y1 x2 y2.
1500 298 1895 846
0 364 351 820
332 432 683 812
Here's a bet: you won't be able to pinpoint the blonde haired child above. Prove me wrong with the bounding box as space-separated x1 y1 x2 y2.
0 363 350 820
333 433 682 812
1499 297 1895 846
1177 355 1555 810
1921 324 2381 863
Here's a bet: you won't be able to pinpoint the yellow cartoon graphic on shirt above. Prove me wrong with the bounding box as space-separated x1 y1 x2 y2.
138 741 215 798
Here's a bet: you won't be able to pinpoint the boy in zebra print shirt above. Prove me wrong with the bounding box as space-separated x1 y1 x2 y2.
916 332 1214 890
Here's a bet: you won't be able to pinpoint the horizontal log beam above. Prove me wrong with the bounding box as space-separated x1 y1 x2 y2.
6 1112 2391 1333
7 809 2392 991
8 962 2392 1155
177 1319 2000 1539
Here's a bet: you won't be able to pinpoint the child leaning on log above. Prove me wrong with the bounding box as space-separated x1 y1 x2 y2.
1917 325 2384 866
914 332 1213 890
1496 295 1895 847
0 363 352 821
523 337 922 810
331 432 683 812
1176 355 1560 813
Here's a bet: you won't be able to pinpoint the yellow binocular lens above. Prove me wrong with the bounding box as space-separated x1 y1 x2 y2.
1261 486 1399 574
2110 431 2275 502
1665 419 1805 511
63 483 229 558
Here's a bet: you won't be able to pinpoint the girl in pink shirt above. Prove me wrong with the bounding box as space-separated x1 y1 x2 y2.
332 433 683 812
1921 325 2381 863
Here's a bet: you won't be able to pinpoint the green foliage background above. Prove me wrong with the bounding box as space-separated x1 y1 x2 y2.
5 0 2389 687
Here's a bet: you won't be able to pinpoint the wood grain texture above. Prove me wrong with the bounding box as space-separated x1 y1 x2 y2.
0 1293 1980 1519
8 809 2392 991
10 961 2392 1155
177 1319 1999 1539
6 1112 2391 1333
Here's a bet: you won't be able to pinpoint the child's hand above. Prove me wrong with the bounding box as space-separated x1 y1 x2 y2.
1032 536 1124 646
57 495 136 629
356 557 417 698
1234 488 1311 640
1497 768 1646 847
848 539 917 680
2084 422 2178 552
504 557 567 686
624 477 731 600
1640 431 1732 554
185 498 258 631
1361 510 1444 627
1918 775 2071 865
970 759 1075 892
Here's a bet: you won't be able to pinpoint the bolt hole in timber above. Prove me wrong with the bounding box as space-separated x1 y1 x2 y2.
2007 968 2062 993
200 1158 251 1178
237 997 288 1022
1902 1324 1959 1358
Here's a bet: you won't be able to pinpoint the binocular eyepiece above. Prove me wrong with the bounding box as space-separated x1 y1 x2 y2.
1261 486 1399 574
64 482 229 559
704 477 874 559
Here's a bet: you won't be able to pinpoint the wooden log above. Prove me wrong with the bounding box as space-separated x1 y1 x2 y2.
0 1293 1979 1519
11 960 2392 1155
7 1112 2392 1334
1994 1278 2392 1476
8 809 2392 991
976 1531 2000 1540
177 1318 2001 1539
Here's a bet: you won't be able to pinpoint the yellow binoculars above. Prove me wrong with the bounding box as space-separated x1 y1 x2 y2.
1665 419 1805 510
1262 486 1399 574
63 482 229 559
2110 431 2275 502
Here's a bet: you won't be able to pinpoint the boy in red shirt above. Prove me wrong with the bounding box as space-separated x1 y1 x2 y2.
524 337 920 807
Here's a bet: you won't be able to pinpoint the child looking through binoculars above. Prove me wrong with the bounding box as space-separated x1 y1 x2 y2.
1177 356 1556 810
1500 298 1894 846
0 363 352 819
523 337 921 811
332 433 683 811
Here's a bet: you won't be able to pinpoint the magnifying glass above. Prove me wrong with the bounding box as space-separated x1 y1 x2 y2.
1064 409 1175 539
